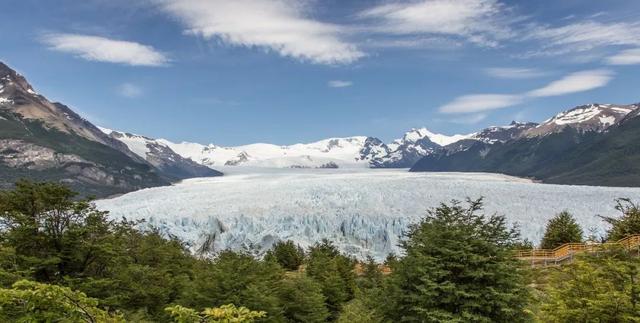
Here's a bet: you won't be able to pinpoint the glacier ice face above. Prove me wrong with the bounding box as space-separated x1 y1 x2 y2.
95 168 640 260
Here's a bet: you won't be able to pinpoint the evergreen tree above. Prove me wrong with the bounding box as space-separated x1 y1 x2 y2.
265 240 305 271
601 198 640 241
277 275 330 322
306 240 357 319
356 256 383 291
383 198 531 322
539 247 640 322
539 211 583 249
179 250 285 322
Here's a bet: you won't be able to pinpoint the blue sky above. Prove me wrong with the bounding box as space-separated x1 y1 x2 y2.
2 0 640 145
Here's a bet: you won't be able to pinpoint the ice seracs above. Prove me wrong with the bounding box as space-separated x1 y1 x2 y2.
95 168 640 260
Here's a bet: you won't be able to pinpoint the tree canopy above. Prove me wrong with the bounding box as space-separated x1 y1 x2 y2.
540 211 584 249
382 198 531 322
601 198 640 241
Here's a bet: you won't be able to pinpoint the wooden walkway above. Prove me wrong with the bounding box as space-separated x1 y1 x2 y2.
515 234 640 267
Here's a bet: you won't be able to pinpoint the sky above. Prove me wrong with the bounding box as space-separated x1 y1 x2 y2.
2 0 640 146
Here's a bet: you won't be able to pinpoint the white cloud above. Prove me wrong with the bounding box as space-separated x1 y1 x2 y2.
525 21 640 57
328 80 353 88
440 69 614 114
156 0 363 65
359 0 512 47
41 33 169 66
606 48 640 65
485 67 546 79
439 94 523 114
527 69 614 97
117 83 143 98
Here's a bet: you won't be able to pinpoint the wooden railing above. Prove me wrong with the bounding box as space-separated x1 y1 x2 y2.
515 234 640 267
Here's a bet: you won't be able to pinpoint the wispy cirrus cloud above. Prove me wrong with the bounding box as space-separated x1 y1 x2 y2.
440 69 614 114
523 21 640 57
606 48 640 65
484 67 547 79
358 0 514 48
526 69 614 97
41 33 169 66
328 80 353 88
439 94 523 114
155 0 363 65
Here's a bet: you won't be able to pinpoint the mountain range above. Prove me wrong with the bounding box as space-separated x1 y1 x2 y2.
0 62 220 197
411 103 640 187
2 60 640 194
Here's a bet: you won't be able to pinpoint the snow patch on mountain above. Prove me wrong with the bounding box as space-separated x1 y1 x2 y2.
97 127 157 158
527 103 639 136
394 128 471 147
159 136 384 168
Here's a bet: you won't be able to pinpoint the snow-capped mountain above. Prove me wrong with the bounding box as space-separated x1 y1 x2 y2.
444 122 538 153
100 127 472 170
0 61 173 196
392 127 471 148
525 103 639 137
371 128 472 168
158 136 390 169
471 122 539 144
411 102 640 187
99 128 222 179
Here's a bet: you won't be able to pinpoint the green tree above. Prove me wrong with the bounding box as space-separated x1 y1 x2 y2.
0 180 199 321
277 275 329 323
601 198 640 241
540 211 583 249
306 240 357 319
337 298 383 323
383 198 531 322
539 247 640 322
0 279 124 322
166 304 266 323
180 251 284 322
0 180 114 282
0 246 27 287
265 240 305 271
356 256 383 291
70 228 196 320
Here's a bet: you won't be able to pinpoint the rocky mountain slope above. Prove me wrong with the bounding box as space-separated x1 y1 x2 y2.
411 103 640 187
100 129 222 179
370 128 445 168
524 103 636 137
0 62 220 197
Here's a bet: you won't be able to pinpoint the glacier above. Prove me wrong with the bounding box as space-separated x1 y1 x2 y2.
95 168 640 260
